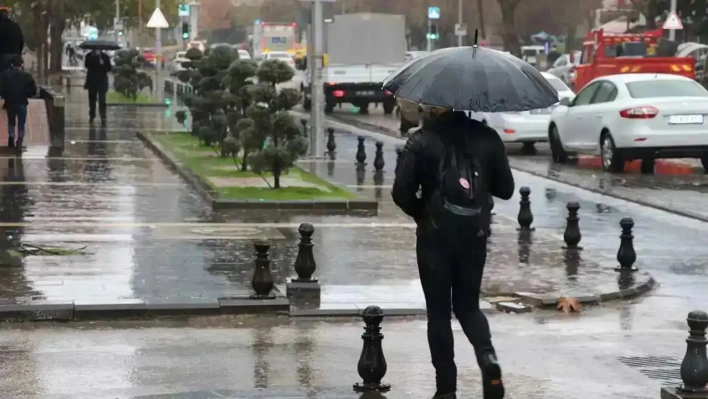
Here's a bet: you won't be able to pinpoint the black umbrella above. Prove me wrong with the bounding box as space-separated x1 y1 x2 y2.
383 31 558 112
79 40 121 51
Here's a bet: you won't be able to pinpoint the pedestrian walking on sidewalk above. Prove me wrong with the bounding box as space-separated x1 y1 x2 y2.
392 107 515 399
84 49 111 127
0 7 24 72
0 55 37 148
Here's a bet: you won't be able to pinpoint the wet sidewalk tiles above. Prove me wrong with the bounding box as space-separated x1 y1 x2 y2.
137 131 379 214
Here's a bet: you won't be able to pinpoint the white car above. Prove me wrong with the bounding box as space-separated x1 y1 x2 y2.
262 51 295 68
548 73 708 173
547 51 581 89
474 72 575 150
237 49 251 60
170 57 189 73
187 40 206 53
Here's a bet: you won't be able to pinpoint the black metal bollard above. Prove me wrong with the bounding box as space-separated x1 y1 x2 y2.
517 187 535 231
661 311 708 398
293 223 317 282
353 305 391 393
563 201 583 250
251 240 276 299
326 127 336 154
615 217 638 272
373 141 385 171
356 136 367 165
300 118 308 136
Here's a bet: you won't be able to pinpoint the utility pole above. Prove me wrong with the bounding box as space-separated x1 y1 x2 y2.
310 0 324 157
457 0 462 46
427 18 432 51
115 0 120 42
668 0 677 41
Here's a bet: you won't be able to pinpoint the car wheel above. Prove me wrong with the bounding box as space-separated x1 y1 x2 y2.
383 100 395 115
600 132 624 173
549 124 570 164
521 142 536 155
640 158 655 174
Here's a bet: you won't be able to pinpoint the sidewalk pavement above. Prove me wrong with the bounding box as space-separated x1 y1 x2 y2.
0 304 684 399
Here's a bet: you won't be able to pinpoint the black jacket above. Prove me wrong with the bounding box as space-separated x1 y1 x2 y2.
0 68 36 106
392 111 515 224
84 52 112 92
0 17 24 55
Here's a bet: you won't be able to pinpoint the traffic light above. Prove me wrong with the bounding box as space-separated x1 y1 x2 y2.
117 30 124 37
181 22 189 39
430 24 439 40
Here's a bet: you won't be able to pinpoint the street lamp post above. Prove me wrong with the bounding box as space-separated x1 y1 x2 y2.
114 0 120 42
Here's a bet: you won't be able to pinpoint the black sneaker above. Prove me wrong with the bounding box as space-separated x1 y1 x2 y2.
15 139 22 148
482 353 505 399
7 137 14 148
89 118 95 125
101 119 107 128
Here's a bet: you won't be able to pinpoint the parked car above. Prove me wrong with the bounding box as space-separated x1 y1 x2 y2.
237 49 251 60
547 51 582 89
396 72 573 144
170 57 189 73
548 73 708 173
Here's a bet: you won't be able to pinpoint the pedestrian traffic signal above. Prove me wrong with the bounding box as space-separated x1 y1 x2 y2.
117 30 124 36
181 22 189 39
429 24 439 40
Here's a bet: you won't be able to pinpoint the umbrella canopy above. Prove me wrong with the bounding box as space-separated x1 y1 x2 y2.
79 40 121 51
383 45 559 112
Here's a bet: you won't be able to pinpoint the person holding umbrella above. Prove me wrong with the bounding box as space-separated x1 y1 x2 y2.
389 31 558 399
81 40 119 127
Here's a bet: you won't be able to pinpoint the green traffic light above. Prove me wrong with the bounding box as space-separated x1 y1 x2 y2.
182 32 189 39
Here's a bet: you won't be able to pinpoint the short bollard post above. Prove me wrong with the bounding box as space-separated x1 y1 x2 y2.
563 201 583 250
395 147 403 168
356 136 367 165
615 217 638 272
354 305 391 393
326 127 336 154
517 186 535 231
251 240 276 299
661 311 708 398
286 223 321 307
373 141 385 171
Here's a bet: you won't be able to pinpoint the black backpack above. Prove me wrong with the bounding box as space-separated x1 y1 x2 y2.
428 138 487 237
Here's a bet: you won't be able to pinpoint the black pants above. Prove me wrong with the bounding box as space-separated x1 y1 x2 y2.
88 89 107 120
417 230 494 394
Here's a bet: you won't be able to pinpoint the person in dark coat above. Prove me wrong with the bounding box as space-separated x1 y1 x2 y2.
392 108 515 399
84 49 112 126
0 8 24 72
0 55 37 148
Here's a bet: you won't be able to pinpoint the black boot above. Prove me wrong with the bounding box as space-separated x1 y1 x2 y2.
432 393 456 399
482 353 505 399
101 118 107 128
7 136 14 148
15 138 22 148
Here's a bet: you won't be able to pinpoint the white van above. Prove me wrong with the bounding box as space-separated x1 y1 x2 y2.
521 45 545 68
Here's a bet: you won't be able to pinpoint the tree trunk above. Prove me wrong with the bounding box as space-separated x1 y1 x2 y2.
50 9 65 73
273 166 281 189
477 0 487 40
241 151 249 171
499 0 521 57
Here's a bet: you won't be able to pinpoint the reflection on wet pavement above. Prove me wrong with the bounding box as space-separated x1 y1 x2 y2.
0 304 686 399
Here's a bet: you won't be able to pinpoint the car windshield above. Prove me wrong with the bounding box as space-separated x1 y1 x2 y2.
546 77 569 92
626 80 708 98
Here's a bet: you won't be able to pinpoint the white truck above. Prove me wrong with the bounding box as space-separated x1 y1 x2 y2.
301 13 407 115
252 22 297 60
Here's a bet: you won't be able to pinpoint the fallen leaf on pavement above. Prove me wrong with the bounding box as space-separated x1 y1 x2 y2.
557 297 582 314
